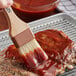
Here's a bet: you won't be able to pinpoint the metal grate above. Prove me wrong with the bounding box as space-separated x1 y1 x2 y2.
0 30 13 50
58 0 76 18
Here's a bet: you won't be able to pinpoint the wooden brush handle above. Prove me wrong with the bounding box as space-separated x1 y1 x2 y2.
3 7 29 37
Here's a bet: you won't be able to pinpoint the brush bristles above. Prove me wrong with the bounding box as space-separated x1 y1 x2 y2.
19 39 41 55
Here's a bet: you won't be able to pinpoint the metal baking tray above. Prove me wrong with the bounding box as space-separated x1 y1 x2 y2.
0 13 76 76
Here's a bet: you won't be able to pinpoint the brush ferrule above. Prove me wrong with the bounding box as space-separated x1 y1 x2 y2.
12 28 34 47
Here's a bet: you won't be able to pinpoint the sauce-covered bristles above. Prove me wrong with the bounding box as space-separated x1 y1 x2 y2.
20 47 48 69
19 39 48 69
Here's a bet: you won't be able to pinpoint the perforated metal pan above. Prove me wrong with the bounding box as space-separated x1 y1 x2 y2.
0 13 76 76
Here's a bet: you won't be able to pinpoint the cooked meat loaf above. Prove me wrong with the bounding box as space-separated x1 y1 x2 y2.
0 29 75 76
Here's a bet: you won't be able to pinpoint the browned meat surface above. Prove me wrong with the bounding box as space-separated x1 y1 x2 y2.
0 59 38 76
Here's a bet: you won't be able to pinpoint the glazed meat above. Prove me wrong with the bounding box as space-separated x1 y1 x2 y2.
35 29 76 65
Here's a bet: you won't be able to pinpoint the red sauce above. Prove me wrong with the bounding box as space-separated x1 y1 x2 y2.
5 45 24 63
12 0 59 22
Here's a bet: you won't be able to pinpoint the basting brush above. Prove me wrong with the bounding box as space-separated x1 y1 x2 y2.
3 7 48 69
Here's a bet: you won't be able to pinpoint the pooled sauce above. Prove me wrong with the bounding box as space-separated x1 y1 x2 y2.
13 0 57 12
4 29 75 76
12 0 59 22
